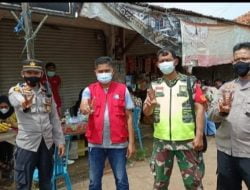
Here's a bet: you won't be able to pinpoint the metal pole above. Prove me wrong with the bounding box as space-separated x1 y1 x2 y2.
21 3 35 60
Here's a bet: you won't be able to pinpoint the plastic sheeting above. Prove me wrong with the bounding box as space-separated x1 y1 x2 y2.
80 3 182 55
181 20 250 67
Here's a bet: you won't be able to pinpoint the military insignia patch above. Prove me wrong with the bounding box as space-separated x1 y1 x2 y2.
177 85 188 97
30 61 36 66
155 86 164 97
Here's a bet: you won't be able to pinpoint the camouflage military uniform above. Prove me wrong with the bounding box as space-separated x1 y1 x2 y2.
149 74 205 190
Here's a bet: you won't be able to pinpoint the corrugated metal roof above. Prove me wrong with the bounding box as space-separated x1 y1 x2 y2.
235 11 250 25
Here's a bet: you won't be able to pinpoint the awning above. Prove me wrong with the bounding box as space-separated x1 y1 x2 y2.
80 3 250 67
80 3 182 55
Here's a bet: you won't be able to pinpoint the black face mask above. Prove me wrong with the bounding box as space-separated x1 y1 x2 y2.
233 61 250 77
24 77 41 87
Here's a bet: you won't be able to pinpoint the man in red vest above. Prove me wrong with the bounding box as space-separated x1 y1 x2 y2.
80 56 135 190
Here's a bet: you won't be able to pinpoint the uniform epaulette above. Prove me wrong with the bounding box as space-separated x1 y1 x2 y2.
179 75 187 82
9 83 21 94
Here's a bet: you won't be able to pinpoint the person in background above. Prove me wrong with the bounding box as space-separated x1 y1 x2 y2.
0 95 17 128
42 62 62 117
135 76 149 123
127 86 142 108
80 56 135 190
214 79 224 90
70 88 84 117
135 75 148 104
68 88 85 165
143 47 206 190
208 42 250 190
0 95 17 179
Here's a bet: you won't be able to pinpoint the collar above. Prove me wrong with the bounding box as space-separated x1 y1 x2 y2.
163 73 182 87
22 82 46 94
236 78 250 90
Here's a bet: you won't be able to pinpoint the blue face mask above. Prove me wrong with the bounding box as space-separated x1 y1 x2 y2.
158 61 175 75
47 71 55 77
96 72 112 84
0 108 9 114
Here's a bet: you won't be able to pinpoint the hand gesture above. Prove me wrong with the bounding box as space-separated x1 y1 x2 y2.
144 89 157 108
21 94 34 109
81 98 95 115
219 90 233 114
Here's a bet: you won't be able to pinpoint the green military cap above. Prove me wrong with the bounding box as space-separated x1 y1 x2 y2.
22 59 43 72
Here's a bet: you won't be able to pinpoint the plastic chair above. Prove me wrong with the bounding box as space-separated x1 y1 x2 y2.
132 107 143 150
33 135 72 190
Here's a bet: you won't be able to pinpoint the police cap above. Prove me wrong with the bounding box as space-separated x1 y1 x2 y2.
22 59 43 72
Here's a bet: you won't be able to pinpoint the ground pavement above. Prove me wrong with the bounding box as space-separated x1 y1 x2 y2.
60 136 247 190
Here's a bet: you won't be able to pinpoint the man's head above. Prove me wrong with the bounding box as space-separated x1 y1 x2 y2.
94 56 114 84
45 62 56 77
233 42 250 78
156 48 178 75
21 59 43 87
214 79 223 89
136 75 148 91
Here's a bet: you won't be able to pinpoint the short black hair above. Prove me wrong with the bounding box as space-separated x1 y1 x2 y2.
94 56 113 68
45 62 56 69
157 47 177 59
233 42 250 53
214 78 222 82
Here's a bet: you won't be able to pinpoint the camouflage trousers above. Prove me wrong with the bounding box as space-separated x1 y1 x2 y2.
150 139 205 190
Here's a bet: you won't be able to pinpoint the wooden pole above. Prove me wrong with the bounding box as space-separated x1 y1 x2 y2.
21 3 35 60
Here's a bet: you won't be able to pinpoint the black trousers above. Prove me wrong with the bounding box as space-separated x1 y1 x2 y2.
0 141 14 162
217 150 250 190
14 138 54 190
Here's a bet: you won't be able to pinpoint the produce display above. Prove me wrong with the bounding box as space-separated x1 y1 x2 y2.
62 122 86 135
0 122 11 133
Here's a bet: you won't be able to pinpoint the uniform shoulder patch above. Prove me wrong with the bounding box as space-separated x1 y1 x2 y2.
14 86 21 92
155 78 163 84
9 84 21 94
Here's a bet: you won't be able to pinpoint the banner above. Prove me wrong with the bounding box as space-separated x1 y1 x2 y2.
181 20 250 67
80 3 182 55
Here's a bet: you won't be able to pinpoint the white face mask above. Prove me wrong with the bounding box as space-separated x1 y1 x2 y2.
158 61 175 75
0 108 9 114
96 72 112 84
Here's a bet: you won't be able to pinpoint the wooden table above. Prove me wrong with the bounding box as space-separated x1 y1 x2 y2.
0 122 87 146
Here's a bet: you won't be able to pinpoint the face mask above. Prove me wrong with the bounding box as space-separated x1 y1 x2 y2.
158 61 175 75
24 76 41 87
0 108 9 114
96 72 112 84
233 61 250 77
47 71 55 77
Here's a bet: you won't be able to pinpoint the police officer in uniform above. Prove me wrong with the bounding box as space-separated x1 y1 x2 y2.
8 59 65 190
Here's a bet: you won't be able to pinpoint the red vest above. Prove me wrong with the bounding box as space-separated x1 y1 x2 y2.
86 81 128 144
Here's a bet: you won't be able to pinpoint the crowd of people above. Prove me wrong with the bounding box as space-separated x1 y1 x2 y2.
0 41 249 190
